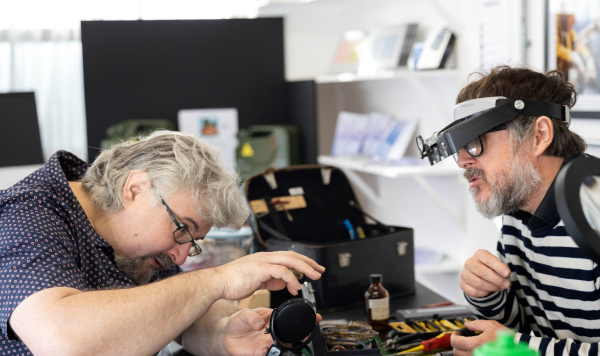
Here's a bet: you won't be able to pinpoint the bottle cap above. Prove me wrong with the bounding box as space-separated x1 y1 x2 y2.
370 274 382 283
473 330 538 356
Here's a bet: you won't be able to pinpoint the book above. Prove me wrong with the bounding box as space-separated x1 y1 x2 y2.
331 111 370 156
330 30 368 74
372 118 418 162
362 112 392 156
357 24 419 74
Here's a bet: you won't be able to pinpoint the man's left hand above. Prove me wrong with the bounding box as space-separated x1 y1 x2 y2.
451 320 509 356
223 308 322 356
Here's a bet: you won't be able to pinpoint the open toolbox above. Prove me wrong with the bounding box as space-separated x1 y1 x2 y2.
311 307 479 356
311 322 383 356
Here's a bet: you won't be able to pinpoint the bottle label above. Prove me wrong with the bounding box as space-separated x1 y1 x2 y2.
368 297 389 320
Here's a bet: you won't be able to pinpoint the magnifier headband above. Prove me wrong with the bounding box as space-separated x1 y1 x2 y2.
415 97 572 165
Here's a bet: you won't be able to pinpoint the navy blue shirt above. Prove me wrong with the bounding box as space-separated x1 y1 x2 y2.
0 151 179 355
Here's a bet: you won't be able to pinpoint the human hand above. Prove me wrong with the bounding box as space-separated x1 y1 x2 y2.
223 307 322 356
460 249 511 298
451 320 509 356
215 251 325 301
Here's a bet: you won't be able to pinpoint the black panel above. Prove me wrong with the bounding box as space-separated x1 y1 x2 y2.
284 80 318 164
81 19 286 162
0 92 44 167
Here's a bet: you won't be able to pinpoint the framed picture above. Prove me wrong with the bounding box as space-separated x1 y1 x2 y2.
547 0 600 117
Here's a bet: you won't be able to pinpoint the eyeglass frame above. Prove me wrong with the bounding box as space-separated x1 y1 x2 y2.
152 184 203 257
453 124 507 162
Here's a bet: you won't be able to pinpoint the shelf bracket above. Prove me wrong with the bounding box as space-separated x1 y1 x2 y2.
339 168 383 206
411 174 465 230
406 75 453 124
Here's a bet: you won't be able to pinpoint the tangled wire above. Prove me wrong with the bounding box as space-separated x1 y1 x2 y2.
320 321 379 351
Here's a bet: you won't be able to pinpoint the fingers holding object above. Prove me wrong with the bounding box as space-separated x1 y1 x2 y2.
465 261 510 290
461 268 509 293
473 250 511 278
237 308 267 330
264 265 304 295
451 331 478 354
264 252 325 280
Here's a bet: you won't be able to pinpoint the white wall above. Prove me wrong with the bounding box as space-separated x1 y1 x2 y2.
260 0 511 302
260 0 462 80
260 0 600 302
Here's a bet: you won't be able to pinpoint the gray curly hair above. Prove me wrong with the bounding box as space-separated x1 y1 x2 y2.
81 131 249 229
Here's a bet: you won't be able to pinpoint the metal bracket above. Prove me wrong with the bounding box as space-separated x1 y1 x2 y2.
321 168 332 185
397 241 409 256
406 74 453 124
338 252 351 268
263 172 278 190
339 168 382 205
301 281 316 306
411 174 465 230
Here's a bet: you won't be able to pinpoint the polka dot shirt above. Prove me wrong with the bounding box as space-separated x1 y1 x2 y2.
0 151 179 355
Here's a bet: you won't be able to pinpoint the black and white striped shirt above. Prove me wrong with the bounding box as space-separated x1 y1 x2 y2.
465 158 600 355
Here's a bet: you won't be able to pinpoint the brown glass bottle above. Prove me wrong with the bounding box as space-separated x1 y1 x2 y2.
365 274 390 331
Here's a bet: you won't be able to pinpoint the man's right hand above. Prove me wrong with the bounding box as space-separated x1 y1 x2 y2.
460 249 511 298
215 251 325 301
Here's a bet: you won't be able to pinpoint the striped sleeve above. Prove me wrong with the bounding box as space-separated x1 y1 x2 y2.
464 237 528 332
518 334 600 356
464 215 600 356
464 287 526 331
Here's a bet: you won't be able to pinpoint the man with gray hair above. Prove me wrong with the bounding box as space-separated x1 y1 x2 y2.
445 67 599 356
1 131 324 356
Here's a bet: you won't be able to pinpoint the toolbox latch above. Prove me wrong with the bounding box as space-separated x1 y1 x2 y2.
263 172 278 190
338 252 351 267
321 168 332 185
397 241 408 256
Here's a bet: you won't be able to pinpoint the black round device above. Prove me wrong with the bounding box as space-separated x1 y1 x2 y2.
266 298 318 356
556 155 600 265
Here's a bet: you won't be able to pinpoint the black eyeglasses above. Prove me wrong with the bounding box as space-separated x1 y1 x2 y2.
453 124 507 162
152 184 203 257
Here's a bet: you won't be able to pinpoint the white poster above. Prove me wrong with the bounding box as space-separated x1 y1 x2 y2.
177 108 239 167
478 0 511 70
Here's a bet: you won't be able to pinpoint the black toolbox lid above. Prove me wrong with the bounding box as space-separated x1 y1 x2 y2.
245 165 366 246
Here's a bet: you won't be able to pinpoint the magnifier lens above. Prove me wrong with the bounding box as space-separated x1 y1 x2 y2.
580 176 600 235
416 136 424 153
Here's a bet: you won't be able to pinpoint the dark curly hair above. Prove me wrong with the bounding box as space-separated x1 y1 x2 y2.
456 66 586 157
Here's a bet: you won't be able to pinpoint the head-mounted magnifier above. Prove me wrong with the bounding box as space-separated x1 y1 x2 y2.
415 96 572 165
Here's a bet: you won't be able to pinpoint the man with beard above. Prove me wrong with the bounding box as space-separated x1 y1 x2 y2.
0 131 325 356
447 67 597 356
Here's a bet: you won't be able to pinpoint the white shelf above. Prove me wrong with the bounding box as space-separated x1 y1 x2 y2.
315 69 459 84
317 155 462 179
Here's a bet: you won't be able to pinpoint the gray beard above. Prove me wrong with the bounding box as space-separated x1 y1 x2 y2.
114 253 173 285
466 150 542 219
